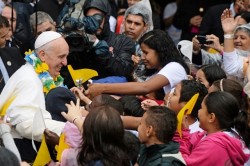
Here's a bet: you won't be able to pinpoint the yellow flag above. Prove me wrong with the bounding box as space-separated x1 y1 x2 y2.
0 96 16 116
33 134 51 166
177 93 199 138
56 133 70 161
68 65 98 85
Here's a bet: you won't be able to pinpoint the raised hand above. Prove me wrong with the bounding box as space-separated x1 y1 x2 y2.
221 9 240 34
62 99 82 123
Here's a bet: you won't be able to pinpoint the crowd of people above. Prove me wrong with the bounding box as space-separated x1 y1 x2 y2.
0 0 250 165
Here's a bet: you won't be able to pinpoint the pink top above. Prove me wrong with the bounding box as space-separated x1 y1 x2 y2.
60 122 82 166
174 129 250 166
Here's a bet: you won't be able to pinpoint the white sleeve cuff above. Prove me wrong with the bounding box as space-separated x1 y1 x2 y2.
93 39 100 47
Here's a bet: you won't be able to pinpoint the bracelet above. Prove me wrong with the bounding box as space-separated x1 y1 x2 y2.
72 116 81 124
224 34 234 39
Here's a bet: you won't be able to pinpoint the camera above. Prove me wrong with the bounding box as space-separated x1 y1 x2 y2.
65 32 92 53
196 35 213 45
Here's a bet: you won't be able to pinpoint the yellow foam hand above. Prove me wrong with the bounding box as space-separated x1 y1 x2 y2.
33 134 51 166
177 93 199 138
56 133 70 161
0 96 16 116
68 65 98 85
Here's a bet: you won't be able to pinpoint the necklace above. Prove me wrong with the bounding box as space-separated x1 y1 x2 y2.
24 50 64 94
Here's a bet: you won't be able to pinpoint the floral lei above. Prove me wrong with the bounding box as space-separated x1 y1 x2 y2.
24 50 64 94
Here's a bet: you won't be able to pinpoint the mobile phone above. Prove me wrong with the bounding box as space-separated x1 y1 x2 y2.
196 35 212 45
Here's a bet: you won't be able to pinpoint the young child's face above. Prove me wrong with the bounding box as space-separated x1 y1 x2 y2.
196 69 210 89
164 83 185 114
137 112 150 145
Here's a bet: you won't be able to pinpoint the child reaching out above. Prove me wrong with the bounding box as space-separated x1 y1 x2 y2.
141 80 207 133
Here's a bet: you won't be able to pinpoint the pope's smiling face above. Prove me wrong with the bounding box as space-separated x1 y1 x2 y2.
40 38 69 78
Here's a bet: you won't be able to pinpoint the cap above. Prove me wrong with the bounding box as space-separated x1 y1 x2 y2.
235 23 250 32
45 87 77 122
35 31 62 49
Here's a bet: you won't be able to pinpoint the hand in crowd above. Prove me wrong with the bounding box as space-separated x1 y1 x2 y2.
71 87 91 105
141 99 159 110
84 83 103 99
221 9 239 34
71 87 84 99
192 36 201 53
62 99 82 123
187 75 194 80
204 34 223 53
44 129 60 147
190 15 202 27
131 54 141 66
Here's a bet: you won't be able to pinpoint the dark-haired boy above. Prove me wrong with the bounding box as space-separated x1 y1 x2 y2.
137 106 186 166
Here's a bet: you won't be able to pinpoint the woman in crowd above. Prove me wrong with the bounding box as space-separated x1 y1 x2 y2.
86 29 189 98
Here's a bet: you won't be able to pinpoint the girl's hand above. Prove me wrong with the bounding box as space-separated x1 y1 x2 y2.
71 87 84 99
141 99 159 110
62 99 82 123
71 87 92 104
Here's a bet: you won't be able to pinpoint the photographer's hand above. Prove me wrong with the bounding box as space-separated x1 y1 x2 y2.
192 36 201 54
204 34 223 53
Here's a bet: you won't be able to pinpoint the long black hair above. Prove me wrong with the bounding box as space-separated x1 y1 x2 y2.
78 105 130 166
205 92 250 147
138 29 190 75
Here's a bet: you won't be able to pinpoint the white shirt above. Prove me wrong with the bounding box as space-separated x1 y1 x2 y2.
189 120 203 133
109 16 117 32
0 63 65 141
158 62 187 93
222 49 245 83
